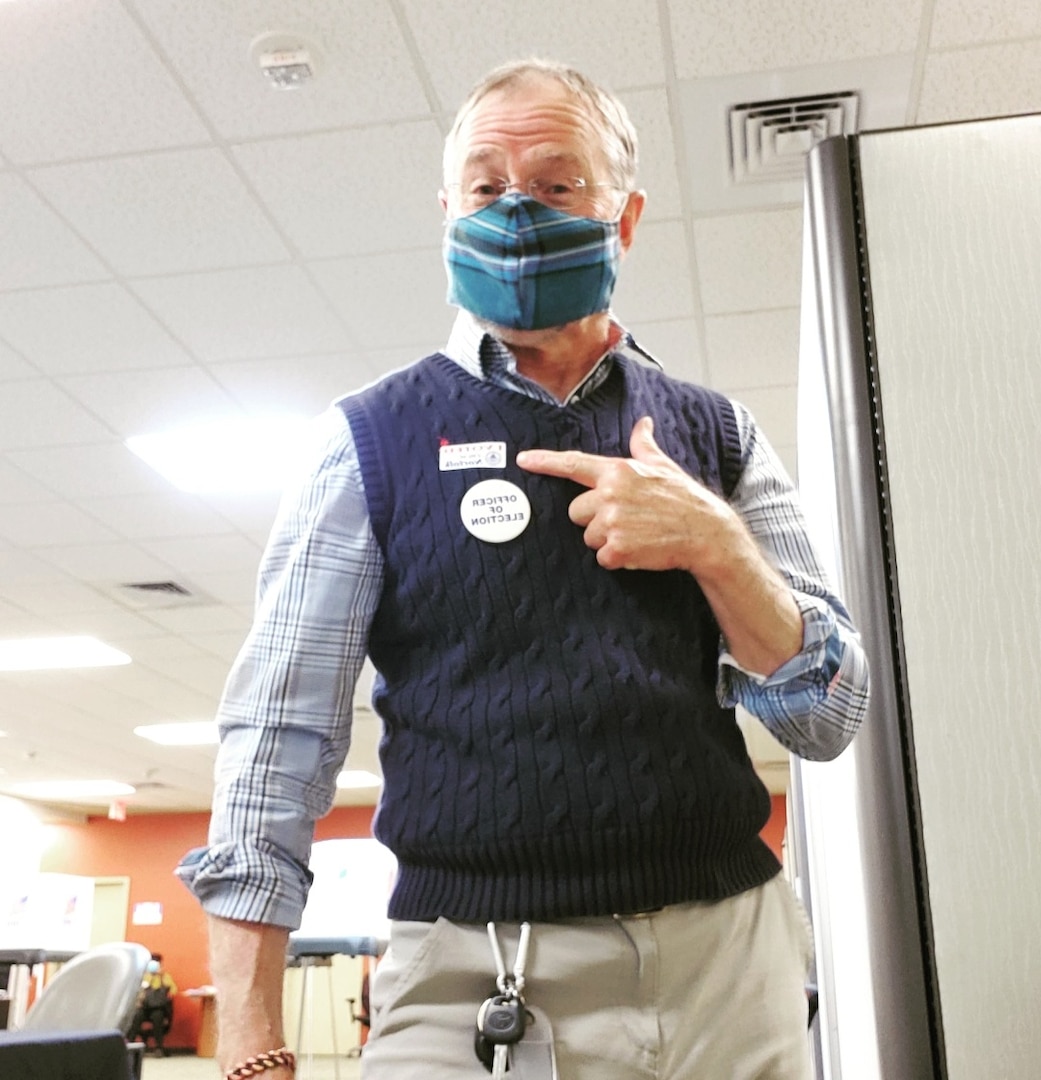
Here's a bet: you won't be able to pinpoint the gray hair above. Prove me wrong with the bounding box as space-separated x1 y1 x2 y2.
442 58 639 190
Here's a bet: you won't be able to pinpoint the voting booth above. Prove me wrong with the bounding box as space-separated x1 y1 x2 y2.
284 838 396 1070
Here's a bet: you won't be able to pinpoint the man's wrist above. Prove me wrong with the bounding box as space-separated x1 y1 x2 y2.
223 1046 296 1080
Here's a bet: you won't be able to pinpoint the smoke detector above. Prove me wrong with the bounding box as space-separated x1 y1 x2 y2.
729 92 859 184
249 31 321 90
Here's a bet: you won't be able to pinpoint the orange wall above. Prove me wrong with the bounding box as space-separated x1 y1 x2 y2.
761 794 787 861
38 795 786 1049
39 805 374 1052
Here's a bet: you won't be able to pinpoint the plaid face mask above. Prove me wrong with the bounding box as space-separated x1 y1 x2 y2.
443 193 621 331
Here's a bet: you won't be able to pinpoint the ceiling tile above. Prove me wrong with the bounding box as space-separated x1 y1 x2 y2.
347 347 444 385
0 341 36 381
56 366 245 439
193 629 252 664
0 460 57 504
132 646 230 693
73 492 238 541
130 265 353 360
233 122 446 258
930 0 1041 48
24 677 146 725
7 442 174 500
0 380 114 451
139 602 253 636
613 220 698 324
0 0 209 164
0 283 191 376
30 149 292 276
196 491 281 538
0 599 51 638
310 250 455 350
776 443 799 485
704 308 800 390
0 502 118 548
400 0 667 109
129 0 432 138
693 208 803 314
0 176 108 290
0 577 123 617
619 88 683 221
729 384 799 450
917 40 1041 124
140 535 263 579
209 354 357 416
35 542 185 586
44 606 173 642
87 665 219 715
0 547 75 586
623 319 705 385
668 0 923 79
189 569 261 608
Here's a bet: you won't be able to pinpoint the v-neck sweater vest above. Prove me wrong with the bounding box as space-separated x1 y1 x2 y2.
340 353 779 921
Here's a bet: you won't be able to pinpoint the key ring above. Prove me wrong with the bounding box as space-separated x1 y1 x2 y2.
487 920 531 998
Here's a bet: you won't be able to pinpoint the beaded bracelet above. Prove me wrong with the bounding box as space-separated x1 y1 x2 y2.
224 1046 296 1080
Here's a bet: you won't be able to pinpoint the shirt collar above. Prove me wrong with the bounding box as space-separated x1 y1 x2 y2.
443 311 663 404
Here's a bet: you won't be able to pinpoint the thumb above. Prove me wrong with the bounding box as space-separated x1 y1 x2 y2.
629 415 664 463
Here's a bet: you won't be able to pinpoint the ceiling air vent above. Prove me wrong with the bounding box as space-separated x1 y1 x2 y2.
114 580 204 610
728 91 859 184
123 580 191 597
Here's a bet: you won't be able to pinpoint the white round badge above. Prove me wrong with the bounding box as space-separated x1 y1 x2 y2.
460 479 531 543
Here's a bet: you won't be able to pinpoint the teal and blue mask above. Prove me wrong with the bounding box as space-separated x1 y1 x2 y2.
443 193 622 331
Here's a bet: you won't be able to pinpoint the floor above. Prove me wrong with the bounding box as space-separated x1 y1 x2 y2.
141 1053 363 1080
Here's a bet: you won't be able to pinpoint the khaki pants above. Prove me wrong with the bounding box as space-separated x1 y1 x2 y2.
361 874 814 1080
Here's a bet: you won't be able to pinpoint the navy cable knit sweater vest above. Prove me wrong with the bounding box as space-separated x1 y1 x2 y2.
340 352 779 921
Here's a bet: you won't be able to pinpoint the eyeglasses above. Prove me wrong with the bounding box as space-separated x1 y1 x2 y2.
446 176 623 214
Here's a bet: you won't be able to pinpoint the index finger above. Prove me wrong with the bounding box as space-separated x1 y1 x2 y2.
516 448 613 488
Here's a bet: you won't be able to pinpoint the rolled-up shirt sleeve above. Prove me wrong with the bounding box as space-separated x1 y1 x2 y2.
176 408 383 928
718 401 870 762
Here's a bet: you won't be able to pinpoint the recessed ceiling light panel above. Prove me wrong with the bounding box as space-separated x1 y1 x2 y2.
134 721 220 746
125 415 311 493
0 636 131 672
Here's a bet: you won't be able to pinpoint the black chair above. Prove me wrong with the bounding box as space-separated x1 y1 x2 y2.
346 967 371 1058
126 984 174 1056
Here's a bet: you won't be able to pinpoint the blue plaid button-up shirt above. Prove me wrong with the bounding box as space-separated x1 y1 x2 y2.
177 312 869 929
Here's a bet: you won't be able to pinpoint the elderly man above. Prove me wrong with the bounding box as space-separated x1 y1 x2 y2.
179 58 868 1080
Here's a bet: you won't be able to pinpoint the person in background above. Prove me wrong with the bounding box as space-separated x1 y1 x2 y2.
128 952 176 1057
178 57 869 1080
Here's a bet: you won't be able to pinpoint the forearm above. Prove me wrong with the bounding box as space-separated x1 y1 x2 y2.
697 531 803 676
208 915 292 1077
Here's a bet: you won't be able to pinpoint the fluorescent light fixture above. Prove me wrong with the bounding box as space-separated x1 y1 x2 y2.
11 780 136 800
134 721 220 746
0 636 131 672
336 769 383 789
126 415 311 493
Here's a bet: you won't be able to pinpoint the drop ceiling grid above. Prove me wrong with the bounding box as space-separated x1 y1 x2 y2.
915 38 1041 123
0 283 194 377
28 149 295 278
0 0 210 165
929 0 1041 49
666 0 927 79
126 0 435 138
397 0 669 107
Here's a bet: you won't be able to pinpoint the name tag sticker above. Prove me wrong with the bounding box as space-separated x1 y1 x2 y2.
439 441 507 472
460 479 531 543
